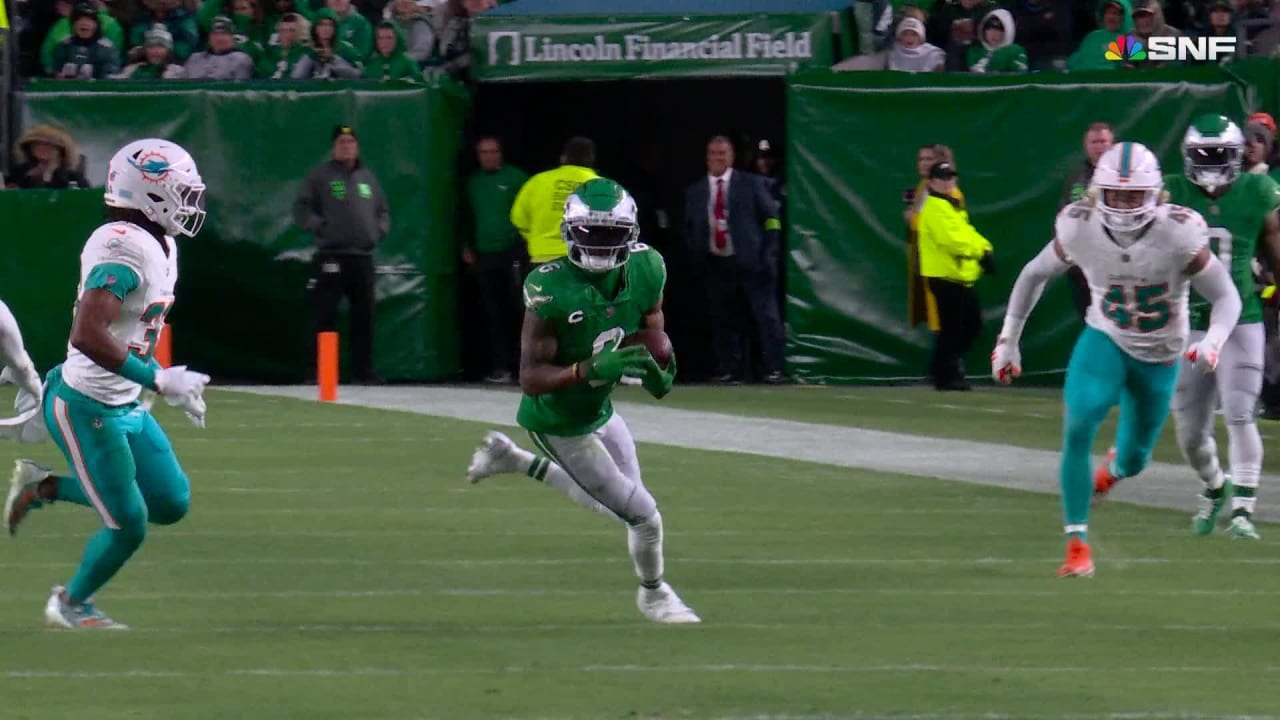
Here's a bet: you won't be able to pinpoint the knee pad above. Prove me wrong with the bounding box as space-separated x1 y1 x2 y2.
628 510 663 541
113 507 149 548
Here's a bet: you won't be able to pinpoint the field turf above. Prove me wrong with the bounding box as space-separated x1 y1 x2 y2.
0 388 1275 719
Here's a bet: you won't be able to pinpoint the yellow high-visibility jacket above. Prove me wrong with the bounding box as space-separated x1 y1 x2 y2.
917 190 992 286
510 164 598 263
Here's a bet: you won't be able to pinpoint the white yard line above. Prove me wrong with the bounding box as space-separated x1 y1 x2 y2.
223 386 1280 521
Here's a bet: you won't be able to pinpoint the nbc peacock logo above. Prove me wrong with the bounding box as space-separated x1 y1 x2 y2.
1105 34 1146 62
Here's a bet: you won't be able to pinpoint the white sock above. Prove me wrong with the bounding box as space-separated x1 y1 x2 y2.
516 449 619 521
1228 422 1262 516
628 511 664 588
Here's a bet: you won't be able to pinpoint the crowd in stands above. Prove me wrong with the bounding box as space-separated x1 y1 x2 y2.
842 0 1280 73
16 0 510 82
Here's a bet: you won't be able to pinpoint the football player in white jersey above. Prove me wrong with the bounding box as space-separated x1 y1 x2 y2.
991 141 1243 578
3 139 213 629
0 299 48 443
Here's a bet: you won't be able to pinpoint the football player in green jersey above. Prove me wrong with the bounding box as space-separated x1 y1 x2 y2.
465 178 699 624
1165 114 1280 540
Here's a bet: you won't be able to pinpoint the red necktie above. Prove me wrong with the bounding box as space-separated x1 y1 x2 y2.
713 178 727 251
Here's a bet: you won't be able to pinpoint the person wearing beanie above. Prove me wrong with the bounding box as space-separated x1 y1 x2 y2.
1067 0 1134 71
185 16 256 79
364 21 420 80
292 125 390 384
41 0 125 76
1246 119 1275 175
114 23 186 78
48 2 122 79
128 0 200 63
966 8 1028 72
888 17 945 72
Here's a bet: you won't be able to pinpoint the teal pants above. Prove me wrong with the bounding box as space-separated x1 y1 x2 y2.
41 366 190 603
1060 327 1179 533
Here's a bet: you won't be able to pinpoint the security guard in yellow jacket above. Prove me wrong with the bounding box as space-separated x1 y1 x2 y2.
510 136 599 267
916 161 994 391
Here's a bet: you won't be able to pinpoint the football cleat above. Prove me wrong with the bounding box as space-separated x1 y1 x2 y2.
1227 515 1261 541
1192 478 1232 537
466 431 520 484
637 581 701 624
4 459 50 536
1057 537 1095 578
44 586 127 630
1092 448 1119 505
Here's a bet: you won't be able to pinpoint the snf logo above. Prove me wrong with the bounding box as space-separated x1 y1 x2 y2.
1105 34 1237 62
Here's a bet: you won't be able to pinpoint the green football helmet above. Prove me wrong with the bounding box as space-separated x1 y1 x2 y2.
1184 113 1245 193
561 178 639 273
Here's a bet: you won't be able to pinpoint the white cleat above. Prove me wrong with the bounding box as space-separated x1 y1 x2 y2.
466 431 521 484
43 586 127 630
637 582 701 624
5 459 50 536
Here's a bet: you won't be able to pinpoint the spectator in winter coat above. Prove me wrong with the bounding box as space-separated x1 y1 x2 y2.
1010 0 1074 69
1067 0 1134 71
1196 0 1242 64
114 23 187 78
128 0 200 62
185 16 255 79
292 20 362 78
967 9 1029 71
364 22 420 80
308 8 365 67
1128 0 1183 67
41 0 124 76
198 0 268 47
266 0 311 40
385 0 435 64
5 125 90 190
888 17 946 71
927 0 995 56
261 12 309 78
327 0 372 57
49 3 121 78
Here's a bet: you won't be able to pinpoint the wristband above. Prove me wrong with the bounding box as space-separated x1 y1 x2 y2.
119 354 158 391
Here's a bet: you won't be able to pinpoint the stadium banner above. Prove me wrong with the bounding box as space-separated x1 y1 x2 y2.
786 66 1251 384
472 13 834 81
15 80 468 382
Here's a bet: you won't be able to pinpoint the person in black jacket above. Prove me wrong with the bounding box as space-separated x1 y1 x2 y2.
5 124 89 190
293 124 390 384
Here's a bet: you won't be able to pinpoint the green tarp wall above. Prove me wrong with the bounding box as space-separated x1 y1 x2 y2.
11 80 468 382
786 64 1264 384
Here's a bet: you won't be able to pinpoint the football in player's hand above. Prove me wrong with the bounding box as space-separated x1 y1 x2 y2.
621 329 673 369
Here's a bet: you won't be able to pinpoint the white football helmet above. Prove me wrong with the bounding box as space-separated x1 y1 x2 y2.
561 178 639 273
1183 114 1244 193
1090 141 1162 234
104 138 206 238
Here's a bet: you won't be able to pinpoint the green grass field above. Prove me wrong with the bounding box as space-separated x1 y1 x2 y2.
0 388 1277 719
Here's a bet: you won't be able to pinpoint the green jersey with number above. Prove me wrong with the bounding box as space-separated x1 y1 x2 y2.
516 244 666 436
1164 172 1280 329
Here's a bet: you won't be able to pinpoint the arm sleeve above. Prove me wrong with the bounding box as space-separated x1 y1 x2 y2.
998 241 1072 345
293 169 324 232
1190 255 1243 350
290 55 314 79
84 262 142 302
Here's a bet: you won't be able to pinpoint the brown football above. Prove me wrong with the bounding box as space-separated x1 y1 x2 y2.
620 329 673 369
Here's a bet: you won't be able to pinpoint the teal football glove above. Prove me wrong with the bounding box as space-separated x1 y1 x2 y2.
640 353 677 400
579 345 652 384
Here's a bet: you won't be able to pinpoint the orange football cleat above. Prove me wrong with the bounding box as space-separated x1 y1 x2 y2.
1057 537 1095 578
1092 448 1119 504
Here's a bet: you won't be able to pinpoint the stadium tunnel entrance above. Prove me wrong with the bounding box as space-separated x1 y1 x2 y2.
459 77 787 383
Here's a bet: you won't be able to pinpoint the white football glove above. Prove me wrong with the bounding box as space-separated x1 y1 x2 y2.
0 364 49 444
1186 337 1222 374
154 365 210 428
990 338 1022 385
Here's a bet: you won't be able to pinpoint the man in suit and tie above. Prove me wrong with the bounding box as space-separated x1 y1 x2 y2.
684 136 786 384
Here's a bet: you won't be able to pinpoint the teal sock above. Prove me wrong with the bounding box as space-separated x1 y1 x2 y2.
66 525 146 603
55 475 92 508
